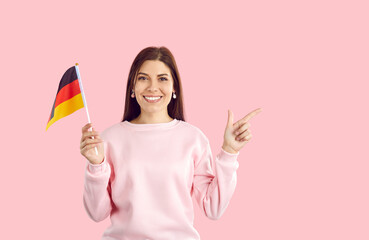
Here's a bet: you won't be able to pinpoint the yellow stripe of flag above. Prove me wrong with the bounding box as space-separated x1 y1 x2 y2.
46 93 84 131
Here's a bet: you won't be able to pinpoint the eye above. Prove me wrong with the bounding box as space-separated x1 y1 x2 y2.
160 77 168 81
138 76 147 80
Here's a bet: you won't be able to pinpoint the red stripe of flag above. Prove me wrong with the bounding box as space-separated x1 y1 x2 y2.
54 79 81 109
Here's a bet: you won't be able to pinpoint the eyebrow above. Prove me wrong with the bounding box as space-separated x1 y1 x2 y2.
138 72 169 77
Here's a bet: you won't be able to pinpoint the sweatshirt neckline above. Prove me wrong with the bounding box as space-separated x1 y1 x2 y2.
121 118 180 130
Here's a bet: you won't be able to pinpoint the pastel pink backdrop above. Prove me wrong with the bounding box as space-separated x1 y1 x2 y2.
1 0 368 239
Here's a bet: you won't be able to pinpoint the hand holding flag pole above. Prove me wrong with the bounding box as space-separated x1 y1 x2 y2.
75 63 98 155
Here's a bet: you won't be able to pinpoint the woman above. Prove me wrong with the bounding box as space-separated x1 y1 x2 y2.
81 46 261 240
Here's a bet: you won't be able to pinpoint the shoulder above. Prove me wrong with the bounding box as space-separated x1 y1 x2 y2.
99 122 124 140
179 121 210 145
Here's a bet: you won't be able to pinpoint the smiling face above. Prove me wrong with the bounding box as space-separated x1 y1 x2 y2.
132 60 175 120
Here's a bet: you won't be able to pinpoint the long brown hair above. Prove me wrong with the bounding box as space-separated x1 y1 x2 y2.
122 46 186 122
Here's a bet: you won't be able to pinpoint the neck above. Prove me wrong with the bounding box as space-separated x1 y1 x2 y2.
132 112 174 124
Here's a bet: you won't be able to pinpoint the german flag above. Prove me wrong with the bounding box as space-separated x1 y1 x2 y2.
46 66 84 131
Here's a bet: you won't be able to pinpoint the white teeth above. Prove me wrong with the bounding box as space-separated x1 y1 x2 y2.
144 96 161 100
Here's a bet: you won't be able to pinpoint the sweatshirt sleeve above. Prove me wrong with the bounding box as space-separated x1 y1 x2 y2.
192 140 240 220
83 141 113 222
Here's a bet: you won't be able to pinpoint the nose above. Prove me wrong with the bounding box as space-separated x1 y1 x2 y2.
147 80 159 92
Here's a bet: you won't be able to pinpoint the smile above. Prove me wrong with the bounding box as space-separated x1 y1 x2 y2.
143 96 162 103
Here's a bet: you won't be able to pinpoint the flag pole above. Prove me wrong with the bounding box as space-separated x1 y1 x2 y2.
75 63 98 156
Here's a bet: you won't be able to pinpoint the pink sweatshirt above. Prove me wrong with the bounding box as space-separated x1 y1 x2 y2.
83 118 240 240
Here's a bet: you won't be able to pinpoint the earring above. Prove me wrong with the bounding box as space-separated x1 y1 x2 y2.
131 90 135 98
173 92 176 99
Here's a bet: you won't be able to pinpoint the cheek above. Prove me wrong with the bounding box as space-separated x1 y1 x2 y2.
134 86 146 95
163 84 173 94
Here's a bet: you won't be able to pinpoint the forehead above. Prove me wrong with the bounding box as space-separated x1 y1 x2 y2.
138 60 170 74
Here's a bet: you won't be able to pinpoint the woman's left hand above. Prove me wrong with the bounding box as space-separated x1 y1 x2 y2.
222 108 262 154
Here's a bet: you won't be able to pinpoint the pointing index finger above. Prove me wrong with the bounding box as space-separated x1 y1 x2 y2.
242 108 262 122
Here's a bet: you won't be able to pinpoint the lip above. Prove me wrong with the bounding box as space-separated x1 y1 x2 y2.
143 95 163 97
143 96 163 103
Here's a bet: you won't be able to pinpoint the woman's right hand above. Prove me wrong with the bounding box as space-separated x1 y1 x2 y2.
80 123 105 165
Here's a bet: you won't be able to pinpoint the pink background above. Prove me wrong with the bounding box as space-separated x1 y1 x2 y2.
1 0 368 239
